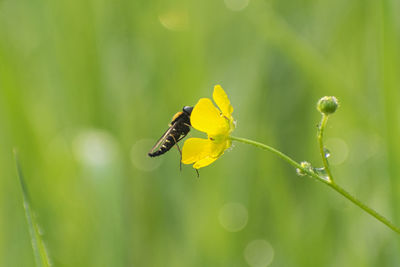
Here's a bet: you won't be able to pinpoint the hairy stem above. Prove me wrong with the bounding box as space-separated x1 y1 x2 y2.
229 135 400 235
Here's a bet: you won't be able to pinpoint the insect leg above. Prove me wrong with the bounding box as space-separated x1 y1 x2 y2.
177 143 182 171
195 168 199 178
176 134 186 142
171 135 183 171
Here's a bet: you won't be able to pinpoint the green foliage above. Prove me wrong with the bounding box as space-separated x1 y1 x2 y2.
1 0 400 266
14 150 51 267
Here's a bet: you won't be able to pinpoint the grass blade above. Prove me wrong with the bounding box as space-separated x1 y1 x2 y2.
14 149 51 267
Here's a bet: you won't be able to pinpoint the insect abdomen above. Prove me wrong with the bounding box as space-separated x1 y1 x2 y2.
148 132 179 157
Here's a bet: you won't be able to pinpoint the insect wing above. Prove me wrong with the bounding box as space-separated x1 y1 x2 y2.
148 120 179 155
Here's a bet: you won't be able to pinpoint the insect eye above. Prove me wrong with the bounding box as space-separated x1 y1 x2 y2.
183 106 193 115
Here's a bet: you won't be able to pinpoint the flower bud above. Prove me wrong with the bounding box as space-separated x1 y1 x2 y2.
317 96 339 115
296 161 313 176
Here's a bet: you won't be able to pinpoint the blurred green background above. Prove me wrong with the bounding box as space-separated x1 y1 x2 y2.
1 0 400 266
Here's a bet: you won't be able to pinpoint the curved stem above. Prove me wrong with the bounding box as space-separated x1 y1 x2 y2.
229 136 300 169
318 115 334 182
327 181 400 234
229 135 400 235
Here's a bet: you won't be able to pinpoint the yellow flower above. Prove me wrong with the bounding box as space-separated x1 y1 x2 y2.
182 85 235 169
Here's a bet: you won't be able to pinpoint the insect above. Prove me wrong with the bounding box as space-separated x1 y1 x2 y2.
148 106 193 160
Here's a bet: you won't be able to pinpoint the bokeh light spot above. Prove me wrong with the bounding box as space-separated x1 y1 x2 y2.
131 139 163 172
219 202 248 232
224 0 249 11
325 138 349 165
73 130 118 168
244 239 274 267
159 10 189 31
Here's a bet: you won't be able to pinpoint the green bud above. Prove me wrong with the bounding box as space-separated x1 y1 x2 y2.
317 96 339 115
296 161 313 176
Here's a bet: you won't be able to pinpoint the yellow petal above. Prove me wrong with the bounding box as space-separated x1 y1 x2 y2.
193 156 218 169
182 137 231 169
193 140 229 168
190 98 229 136
181 138 211 164
213 85 233 120
210 139 231 158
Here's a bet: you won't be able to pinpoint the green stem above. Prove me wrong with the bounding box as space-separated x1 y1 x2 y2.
229 135 400 235
327 182 400 234
14 150 51 267
318 115 334 182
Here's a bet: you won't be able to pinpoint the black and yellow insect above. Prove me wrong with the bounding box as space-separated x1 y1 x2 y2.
148 106 193 158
